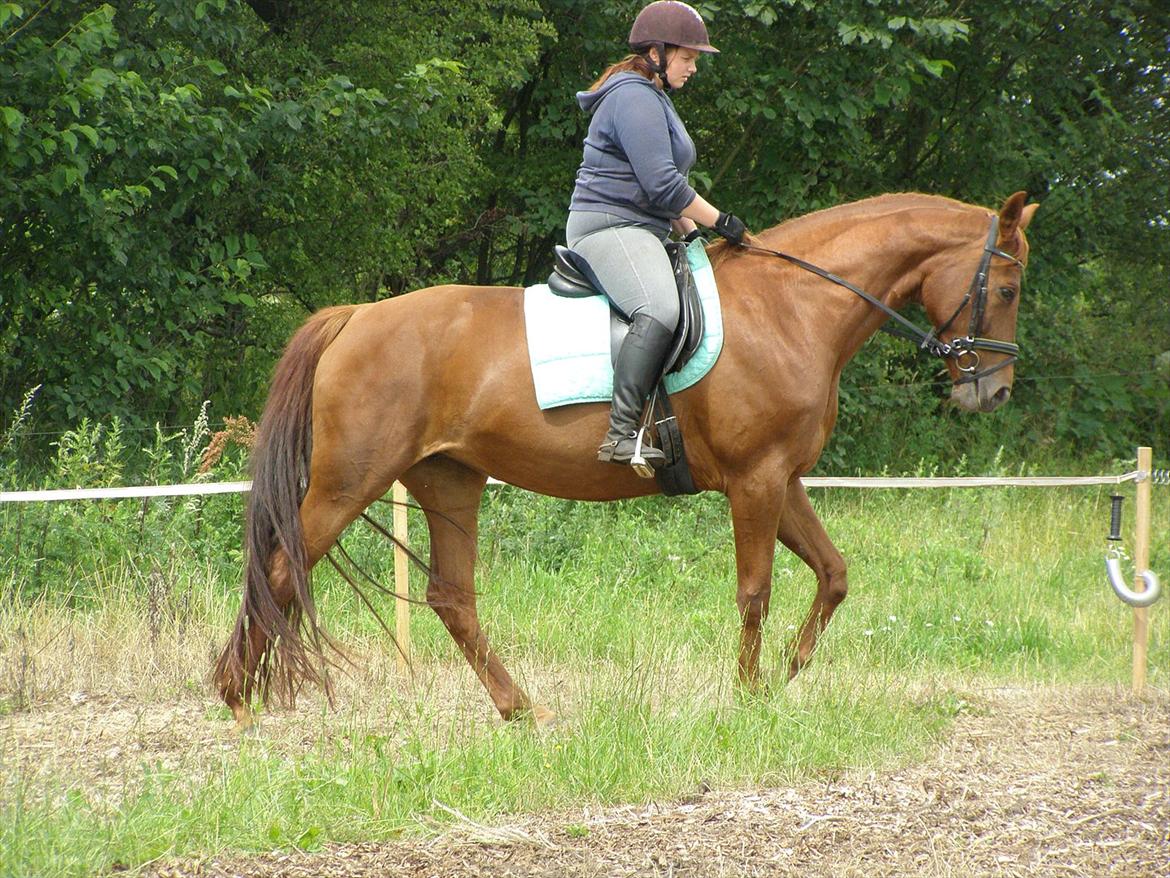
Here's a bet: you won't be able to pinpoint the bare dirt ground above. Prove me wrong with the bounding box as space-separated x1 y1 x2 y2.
47 683 1165 877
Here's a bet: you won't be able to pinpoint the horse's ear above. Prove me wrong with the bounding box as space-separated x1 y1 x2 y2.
1019 202 1039 231
998 191 1038 239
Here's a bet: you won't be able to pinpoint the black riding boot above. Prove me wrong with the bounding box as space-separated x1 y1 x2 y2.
597 312 674 469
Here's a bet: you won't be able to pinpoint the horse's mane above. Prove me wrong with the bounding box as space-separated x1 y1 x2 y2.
707 192 982 267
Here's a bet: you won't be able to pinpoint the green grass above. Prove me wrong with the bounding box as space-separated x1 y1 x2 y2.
2 672 952 875
1 483 1166 877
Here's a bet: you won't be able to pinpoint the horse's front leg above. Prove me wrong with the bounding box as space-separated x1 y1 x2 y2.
776 480 848 679
728 480 788 691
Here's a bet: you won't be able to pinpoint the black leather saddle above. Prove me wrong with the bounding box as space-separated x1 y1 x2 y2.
548 242 705 376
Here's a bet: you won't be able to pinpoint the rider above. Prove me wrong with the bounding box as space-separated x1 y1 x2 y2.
567 0 748 469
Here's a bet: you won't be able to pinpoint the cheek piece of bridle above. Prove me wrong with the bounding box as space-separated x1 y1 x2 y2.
738 214 1023 386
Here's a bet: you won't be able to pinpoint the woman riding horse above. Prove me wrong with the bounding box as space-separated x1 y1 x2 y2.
568 1 748 468
215 188 1036 732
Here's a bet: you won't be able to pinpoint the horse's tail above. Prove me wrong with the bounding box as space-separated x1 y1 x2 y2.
214 304 359 708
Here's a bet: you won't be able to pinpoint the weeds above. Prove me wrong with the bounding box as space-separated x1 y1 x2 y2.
0 622 69 714
0 403 251 605
199 414 256 475
0 386 41 458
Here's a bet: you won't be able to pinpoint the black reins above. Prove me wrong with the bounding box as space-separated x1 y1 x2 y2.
736 215 1024 386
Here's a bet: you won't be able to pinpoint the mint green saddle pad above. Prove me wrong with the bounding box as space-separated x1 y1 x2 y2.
523 243 724 410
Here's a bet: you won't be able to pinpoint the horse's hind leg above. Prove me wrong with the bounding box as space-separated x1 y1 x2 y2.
220 401 422 729
776 481 848 679
402 457 551 725
222 477 387 729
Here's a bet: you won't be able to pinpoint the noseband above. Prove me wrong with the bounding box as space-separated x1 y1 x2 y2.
739 214 1023 386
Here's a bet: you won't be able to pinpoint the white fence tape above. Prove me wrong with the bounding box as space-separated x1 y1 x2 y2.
0 472 1143 504
0 481 252 503
800 473 1143 489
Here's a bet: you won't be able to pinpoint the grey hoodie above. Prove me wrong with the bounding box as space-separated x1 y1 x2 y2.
569 72 698 232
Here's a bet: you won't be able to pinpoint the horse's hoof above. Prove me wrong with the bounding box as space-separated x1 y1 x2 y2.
735 676 772 703
231 704 255 735
786 650 810 681
531 706 558 730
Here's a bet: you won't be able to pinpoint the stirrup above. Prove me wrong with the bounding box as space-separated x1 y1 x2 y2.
597 426 664 477
629 426 660 478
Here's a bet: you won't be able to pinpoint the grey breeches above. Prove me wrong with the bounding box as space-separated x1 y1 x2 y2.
566 211 680 330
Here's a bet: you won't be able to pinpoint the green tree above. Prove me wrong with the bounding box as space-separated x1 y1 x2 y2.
0 1 372 424
0 0 549 432
2 0 1165 466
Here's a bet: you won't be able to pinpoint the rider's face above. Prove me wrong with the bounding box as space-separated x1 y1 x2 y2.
663 47 700 90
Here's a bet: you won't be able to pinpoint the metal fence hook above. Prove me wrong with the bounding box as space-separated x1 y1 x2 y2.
1105 554 1161 608
1104 494 1162 608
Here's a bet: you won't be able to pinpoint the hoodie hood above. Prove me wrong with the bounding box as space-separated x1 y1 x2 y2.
576 72 658 114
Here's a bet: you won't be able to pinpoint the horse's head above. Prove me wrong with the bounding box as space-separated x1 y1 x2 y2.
920 191 1038 413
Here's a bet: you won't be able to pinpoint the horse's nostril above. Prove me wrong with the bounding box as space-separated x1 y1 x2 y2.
979 384 1012 412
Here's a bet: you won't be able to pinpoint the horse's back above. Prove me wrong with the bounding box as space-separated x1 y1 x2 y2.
319 285 526 384
311 284 550 444
352 283 523 341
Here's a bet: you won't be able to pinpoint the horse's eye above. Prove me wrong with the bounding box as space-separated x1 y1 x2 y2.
998 286 1017 303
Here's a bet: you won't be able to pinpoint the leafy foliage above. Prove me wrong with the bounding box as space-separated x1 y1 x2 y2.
1 0 1166 468
0 0 548 427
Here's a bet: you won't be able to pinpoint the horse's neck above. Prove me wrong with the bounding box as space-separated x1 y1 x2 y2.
743 207 974 366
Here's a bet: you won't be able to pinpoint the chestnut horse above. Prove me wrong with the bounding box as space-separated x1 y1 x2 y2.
215 191 1038 729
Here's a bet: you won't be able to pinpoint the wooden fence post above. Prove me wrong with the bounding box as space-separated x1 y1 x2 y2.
393 481 411 672
1132 446 1152 695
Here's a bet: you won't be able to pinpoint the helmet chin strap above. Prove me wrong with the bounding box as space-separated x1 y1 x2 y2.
642 43 672 91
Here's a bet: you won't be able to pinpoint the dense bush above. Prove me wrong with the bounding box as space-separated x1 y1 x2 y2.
1 1 1166 470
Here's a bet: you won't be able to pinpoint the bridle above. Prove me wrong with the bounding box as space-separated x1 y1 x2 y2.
736 214 1024 386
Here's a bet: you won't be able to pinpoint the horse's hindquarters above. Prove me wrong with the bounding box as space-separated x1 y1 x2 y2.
321 288 665 502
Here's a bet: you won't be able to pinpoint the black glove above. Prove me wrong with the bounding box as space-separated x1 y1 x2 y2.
714 211 747 245
683 228 705 244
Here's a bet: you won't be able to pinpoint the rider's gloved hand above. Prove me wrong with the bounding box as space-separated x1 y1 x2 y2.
683 228 705 244
714 211 747 245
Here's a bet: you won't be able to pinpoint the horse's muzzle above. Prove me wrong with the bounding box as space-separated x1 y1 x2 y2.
951 380 1012 413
